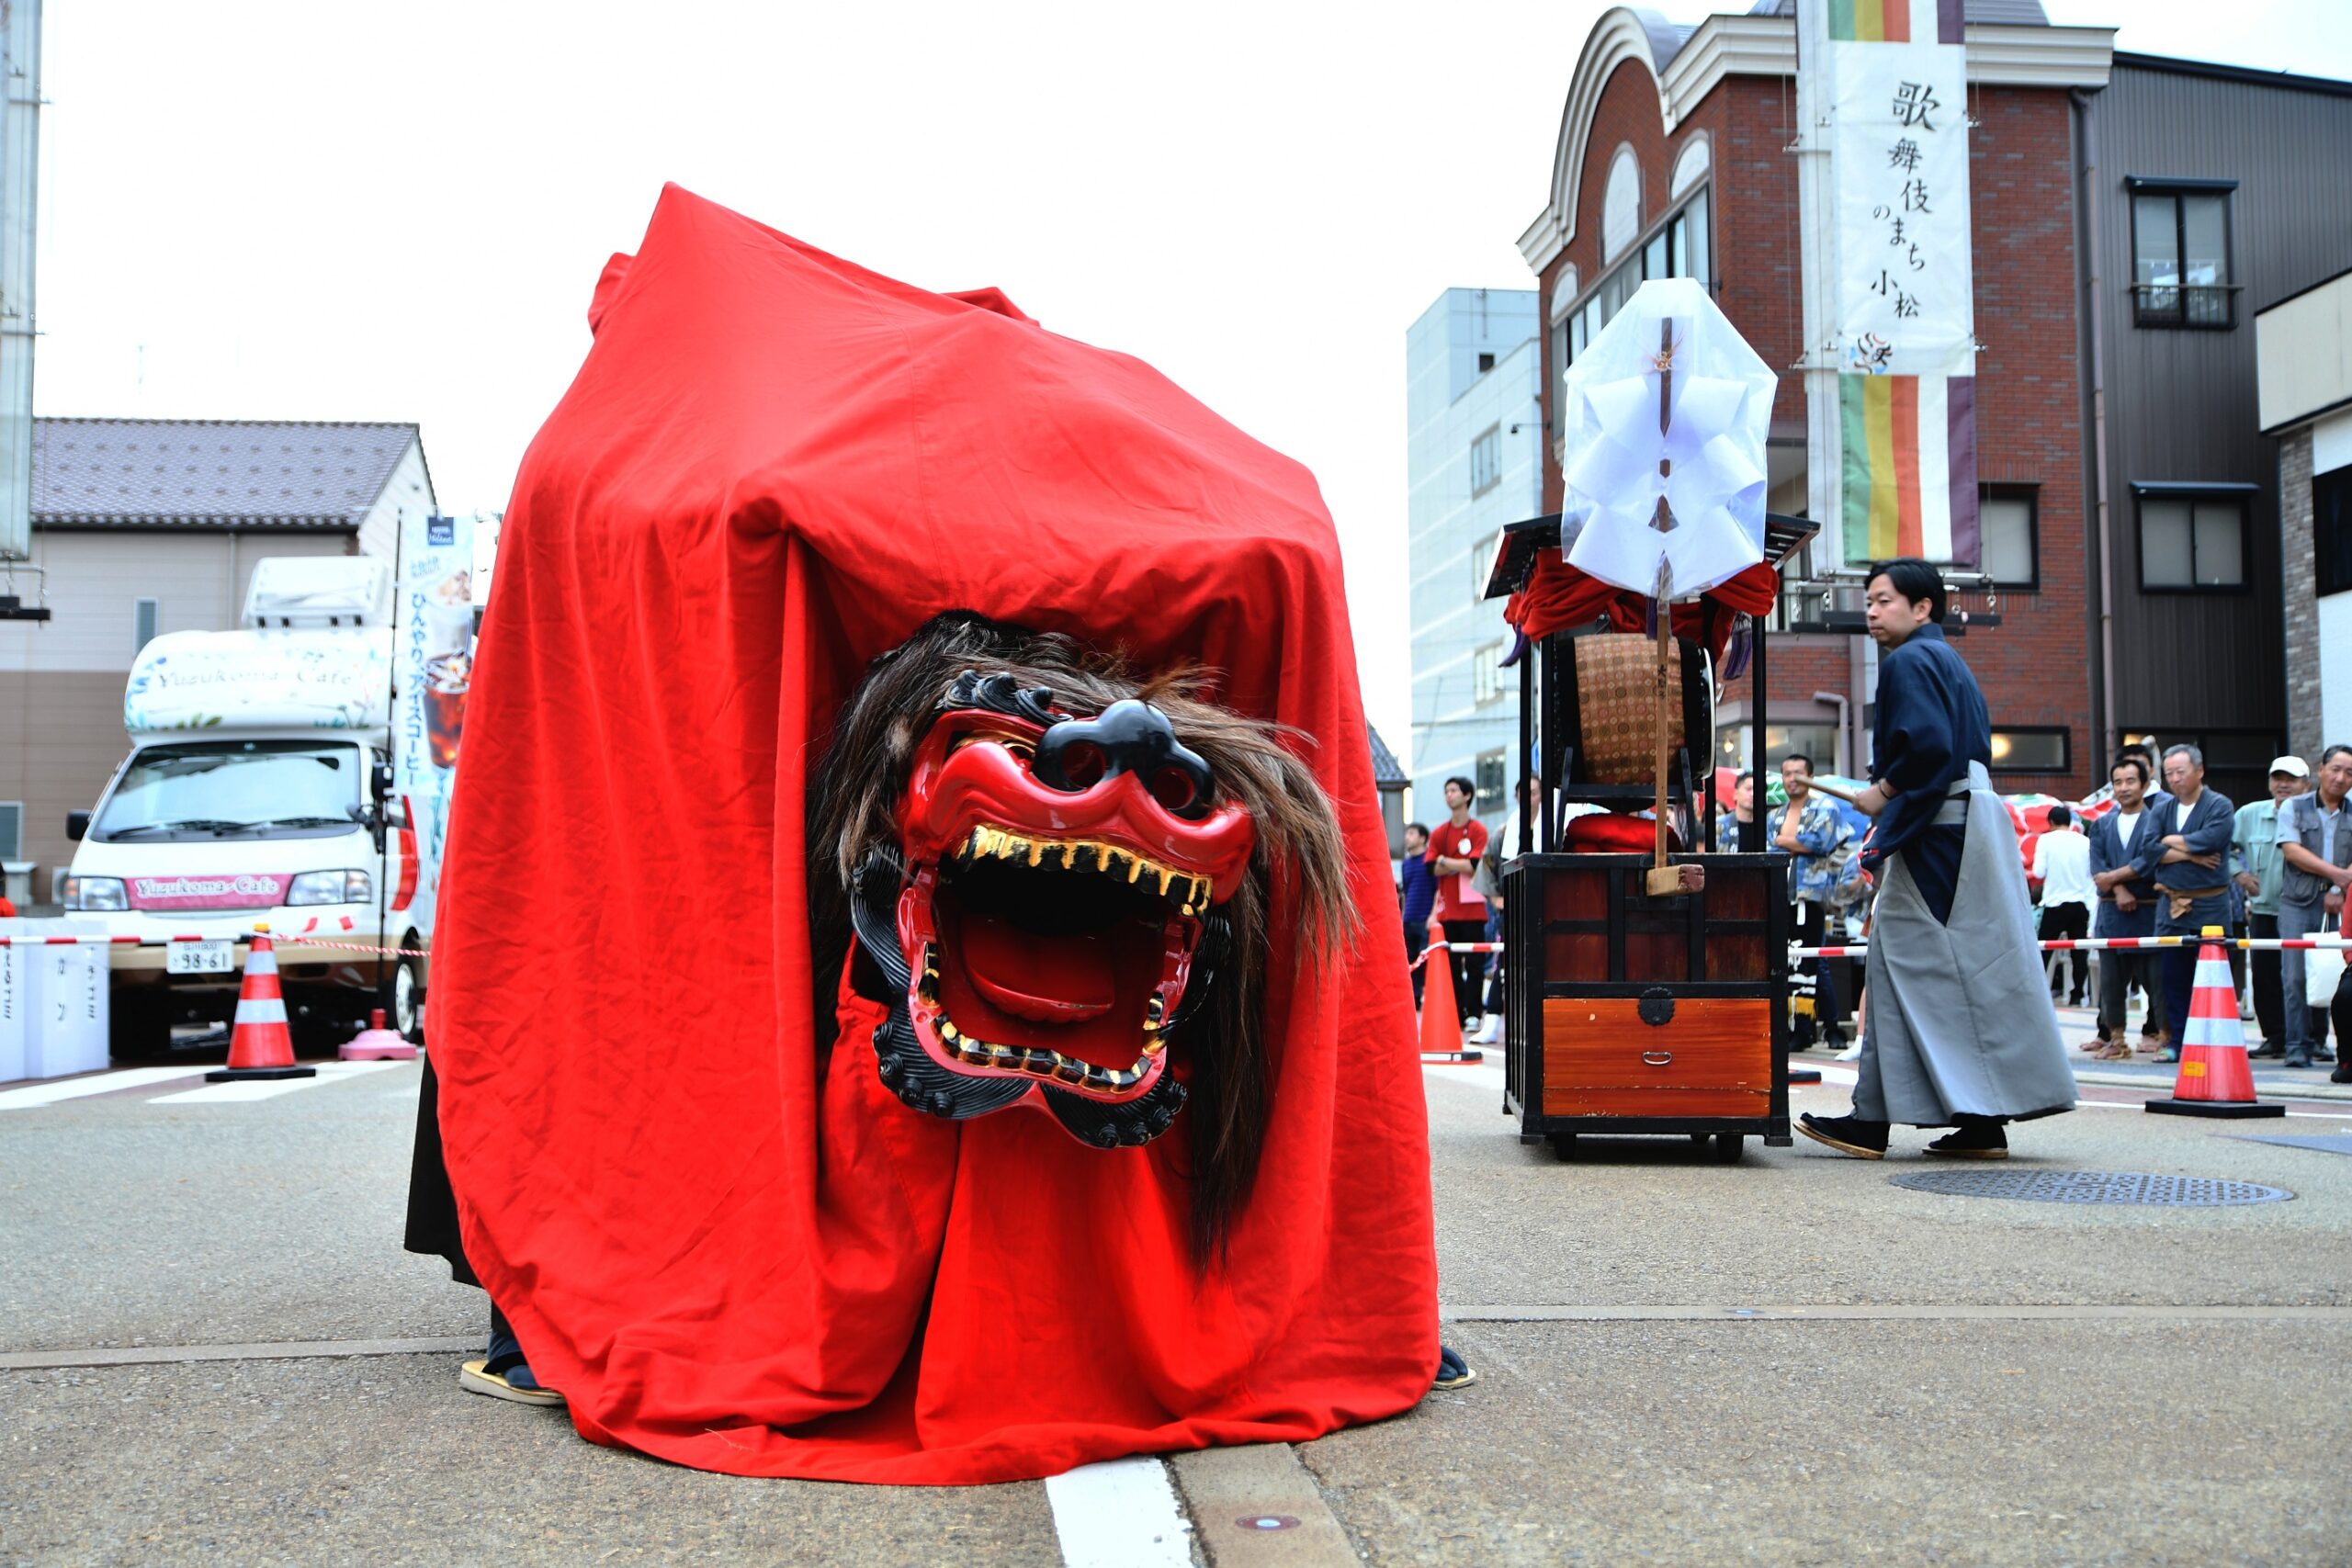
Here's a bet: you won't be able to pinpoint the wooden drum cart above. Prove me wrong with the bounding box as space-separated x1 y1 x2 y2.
1483 512 1818 1161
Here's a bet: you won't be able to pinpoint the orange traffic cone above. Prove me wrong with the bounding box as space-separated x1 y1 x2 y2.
2146 926 2280 1120
204 931 318 1082
1419 933 1481 1065
340 1007 417 1062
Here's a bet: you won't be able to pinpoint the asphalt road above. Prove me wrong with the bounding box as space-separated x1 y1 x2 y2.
3 1015 2348 1565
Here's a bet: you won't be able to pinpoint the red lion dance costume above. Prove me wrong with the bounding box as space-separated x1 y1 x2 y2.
424 186 1439 1482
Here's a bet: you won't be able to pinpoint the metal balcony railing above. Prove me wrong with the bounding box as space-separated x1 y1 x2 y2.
2131 282 2239 331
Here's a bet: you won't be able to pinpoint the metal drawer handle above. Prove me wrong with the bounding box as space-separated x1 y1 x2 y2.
1641 1050 1673 1066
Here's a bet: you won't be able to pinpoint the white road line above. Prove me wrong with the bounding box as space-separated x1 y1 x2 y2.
1045 1455 1193 1568
148 1059 401 1105
0 1066 207 1110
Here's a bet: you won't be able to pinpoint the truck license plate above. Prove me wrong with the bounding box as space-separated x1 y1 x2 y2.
166 939 237 976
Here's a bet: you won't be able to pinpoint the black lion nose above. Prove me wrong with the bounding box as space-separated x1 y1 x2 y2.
1034 700 1213 818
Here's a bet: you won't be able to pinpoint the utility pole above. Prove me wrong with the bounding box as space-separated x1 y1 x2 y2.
0 0 41 565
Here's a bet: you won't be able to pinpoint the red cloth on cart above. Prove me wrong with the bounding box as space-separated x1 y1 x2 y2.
1563 812 1685 854
427 186 1436 1483
1504 548 1779 662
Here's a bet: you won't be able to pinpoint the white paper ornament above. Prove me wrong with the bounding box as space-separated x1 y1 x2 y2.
1559 276 1776 599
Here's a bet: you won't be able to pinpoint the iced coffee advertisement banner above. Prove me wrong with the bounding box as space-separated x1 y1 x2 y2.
394 512 476 923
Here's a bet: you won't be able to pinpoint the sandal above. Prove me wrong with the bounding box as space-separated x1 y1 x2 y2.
1432 1345 1477 1392
458 1316 564 1406
2090 1041 2132 1061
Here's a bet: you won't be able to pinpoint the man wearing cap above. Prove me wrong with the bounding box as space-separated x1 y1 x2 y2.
2278 745 2352 1070
2233 756 2309 1055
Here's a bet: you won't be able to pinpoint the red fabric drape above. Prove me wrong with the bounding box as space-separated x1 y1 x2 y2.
1504 550 1780 662
428 186 1437 1483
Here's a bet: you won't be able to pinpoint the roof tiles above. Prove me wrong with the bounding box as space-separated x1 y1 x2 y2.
30 417 420 528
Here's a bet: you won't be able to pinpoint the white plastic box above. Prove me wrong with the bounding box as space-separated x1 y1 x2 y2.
22 940 108 1079
0 942 25 1083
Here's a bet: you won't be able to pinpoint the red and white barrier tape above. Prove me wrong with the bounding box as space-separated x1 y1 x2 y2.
1790 935 2352 959
0 932 427 958
1408 940 1506 973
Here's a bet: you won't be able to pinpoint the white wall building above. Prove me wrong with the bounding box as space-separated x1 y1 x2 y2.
0 420 435 892
2257 268 2352 760
1406 288 1544 829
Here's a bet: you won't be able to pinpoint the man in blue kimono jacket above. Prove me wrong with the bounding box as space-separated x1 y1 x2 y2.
1799 559 2075 1160
2086 754 2173 1058
2145 744 2234 1063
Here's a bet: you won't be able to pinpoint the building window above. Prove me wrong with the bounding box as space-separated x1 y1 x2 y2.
1473 641 1506 707
1988 728 2069 773
2136 488 2249 592
1472 529 1504 599
2125 729 2282 795
2316 465 2352 598
1602 145 1642 262
1977 485 2039 589
2129 181 2235 330
1469 424 1502 498
1715 721 1838 776
1475 750 1508 813
1562 188 1709 378
0 800 18 860
132 597 159 657
1476 351 1496 374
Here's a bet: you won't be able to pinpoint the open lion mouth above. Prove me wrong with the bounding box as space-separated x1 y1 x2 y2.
906 825 1212 1099
872 684 1258 1125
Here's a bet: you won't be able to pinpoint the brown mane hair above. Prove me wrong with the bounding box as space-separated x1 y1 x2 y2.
808 612 1355 1259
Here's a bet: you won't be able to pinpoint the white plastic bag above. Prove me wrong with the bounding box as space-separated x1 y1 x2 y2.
2306 915 2345 1010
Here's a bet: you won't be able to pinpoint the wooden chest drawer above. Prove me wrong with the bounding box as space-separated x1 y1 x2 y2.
1541 997 1771 1118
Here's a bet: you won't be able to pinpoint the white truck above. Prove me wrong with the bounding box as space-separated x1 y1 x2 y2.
55 553 470 1057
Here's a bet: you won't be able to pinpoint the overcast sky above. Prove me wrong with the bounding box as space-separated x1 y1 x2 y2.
28 1 2352 748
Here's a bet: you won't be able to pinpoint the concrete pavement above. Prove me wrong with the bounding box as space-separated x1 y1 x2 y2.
2 1033 2347 1564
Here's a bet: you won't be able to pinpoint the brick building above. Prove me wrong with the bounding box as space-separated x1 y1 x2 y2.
1513 3 2352 806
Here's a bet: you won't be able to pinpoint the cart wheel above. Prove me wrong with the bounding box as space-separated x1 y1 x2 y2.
1712 1134 1745 1164
1548 1133 1579 1159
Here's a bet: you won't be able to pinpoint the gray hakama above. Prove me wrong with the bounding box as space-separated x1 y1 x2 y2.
1854 762 2077 1126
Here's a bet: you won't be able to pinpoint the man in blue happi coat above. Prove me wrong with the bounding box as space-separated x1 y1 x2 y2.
1798 559 2075 1160
2144 744 2234 1063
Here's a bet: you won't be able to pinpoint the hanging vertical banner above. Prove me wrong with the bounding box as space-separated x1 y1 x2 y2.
1799 0 1980 567
393 511 474 926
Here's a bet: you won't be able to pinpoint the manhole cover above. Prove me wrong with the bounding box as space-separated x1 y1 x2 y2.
1886 1169 2291 1206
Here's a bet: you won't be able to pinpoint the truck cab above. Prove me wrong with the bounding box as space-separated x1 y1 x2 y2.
57 558 439 1057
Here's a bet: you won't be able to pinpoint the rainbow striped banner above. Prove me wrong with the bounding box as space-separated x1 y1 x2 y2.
1827 0 1963 44
1838 373 1978 561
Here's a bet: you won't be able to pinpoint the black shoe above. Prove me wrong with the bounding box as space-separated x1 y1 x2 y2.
2314 1046 2337 1064
2284 1055 2313 1069
2249 1043 2285 1060
1821 1026 1849 1051
1433 1345 1476 1392
1926 1119 2009 1159
1798 1112 1890 1159
2332 1066 2352 1085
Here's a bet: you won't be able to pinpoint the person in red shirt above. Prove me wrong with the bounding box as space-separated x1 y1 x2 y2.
1425 776 1489 1029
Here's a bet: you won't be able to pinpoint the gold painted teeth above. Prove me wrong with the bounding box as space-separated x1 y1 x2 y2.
926 1010 1152 1091
959 826 1213 912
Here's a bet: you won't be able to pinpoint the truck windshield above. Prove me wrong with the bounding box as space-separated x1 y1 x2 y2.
95 740 364 841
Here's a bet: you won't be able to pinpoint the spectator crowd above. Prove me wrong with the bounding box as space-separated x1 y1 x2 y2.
1400 739 2352 1088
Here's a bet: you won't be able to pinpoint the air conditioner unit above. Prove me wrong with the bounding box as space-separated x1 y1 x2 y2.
242 557 390 629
